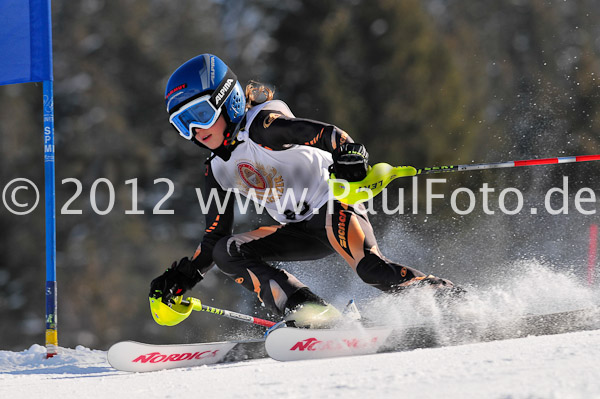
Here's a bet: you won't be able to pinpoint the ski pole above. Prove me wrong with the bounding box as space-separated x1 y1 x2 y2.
149 296 277 328
180 297 277 328
412 154 600 175
330 154 600 205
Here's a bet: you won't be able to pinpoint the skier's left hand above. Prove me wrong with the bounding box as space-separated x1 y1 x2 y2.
149 257 203 304
329 143 369 182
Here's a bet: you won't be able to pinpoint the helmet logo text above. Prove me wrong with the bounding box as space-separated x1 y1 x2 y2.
165 84 187 100
215 79 234 107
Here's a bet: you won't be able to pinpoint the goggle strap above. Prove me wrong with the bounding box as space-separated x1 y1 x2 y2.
209 68 238 110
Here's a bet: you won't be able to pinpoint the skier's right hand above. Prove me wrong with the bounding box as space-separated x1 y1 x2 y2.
329 143 370 182
149 257 203 304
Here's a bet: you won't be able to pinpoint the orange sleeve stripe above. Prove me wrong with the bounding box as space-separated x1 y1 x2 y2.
304 128 324 146
192 247 202 260
205 215 222 233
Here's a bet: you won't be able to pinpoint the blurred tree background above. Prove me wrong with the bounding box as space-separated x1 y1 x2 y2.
0 0 599 350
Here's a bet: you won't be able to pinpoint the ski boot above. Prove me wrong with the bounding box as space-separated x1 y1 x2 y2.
283 287 342 328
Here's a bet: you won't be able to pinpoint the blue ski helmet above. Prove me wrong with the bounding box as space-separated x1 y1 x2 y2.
165 54 246 133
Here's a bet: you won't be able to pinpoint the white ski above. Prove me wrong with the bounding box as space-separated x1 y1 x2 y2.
264 326 393 361
108 307 600 371
107 339 264 372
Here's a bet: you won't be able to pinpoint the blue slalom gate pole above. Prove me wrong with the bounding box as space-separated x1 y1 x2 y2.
43 80 58 357
0 0 57 357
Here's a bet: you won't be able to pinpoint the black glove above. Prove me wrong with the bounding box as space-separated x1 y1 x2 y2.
149 257 203 304
329 143 369 182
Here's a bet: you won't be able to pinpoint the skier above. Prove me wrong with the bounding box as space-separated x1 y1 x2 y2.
149 54 459 327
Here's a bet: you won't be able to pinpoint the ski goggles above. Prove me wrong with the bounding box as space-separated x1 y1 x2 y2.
169 68 238 140
169 95 222 140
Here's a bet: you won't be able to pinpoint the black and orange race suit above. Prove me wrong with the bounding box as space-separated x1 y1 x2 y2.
188 103 429 314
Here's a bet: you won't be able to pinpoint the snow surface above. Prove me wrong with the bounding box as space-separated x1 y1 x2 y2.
2 262 599 399
1 330 600 399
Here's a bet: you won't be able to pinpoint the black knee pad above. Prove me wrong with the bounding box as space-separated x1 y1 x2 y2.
212 235 260 275
211 236 236 269
356 253 419 288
